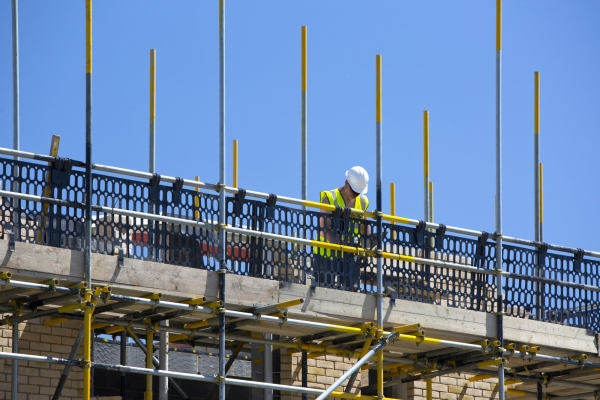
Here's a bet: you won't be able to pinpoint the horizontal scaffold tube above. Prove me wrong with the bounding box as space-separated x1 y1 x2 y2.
0 345 389 400
92 362 394 400
504 350 600 369
45 311 600 371
0 148 86 167
0 351 80 366
1 149 600 259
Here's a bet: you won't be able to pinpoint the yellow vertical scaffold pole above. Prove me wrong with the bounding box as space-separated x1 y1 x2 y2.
149 49 156 174
83 0 93 397
423 110 430 223
195 176 201 220
534 71 540 242
390 183 396 240
146 326 155 400
375 53 384 399
233 139 238 188
301 25 308 205
539 162 543 241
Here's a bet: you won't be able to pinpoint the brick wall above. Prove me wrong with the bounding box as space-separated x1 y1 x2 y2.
0 317 503 400
406 375 500 400
278 350 502 400
279 352 364 400
0 315 84 400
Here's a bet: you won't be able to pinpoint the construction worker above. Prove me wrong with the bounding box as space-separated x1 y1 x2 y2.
315 166 369 291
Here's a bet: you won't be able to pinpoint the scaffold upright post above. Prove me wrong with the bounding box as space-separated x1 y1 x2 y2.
495 1 505 400
84 0 93 290
11 321 18 400
218 0 227 399
375 53 384 398
121 330 127 399
83 290 93 400
423 110 430 224
150 49 156 175
11 0 20 160
534 71 540 242
301 25 308 209
302 350 308 400
146 326 154 400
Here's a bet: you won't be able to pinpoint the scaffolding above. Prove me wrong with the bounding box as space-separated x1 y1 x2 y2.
2 0 600 399
0 145 599 399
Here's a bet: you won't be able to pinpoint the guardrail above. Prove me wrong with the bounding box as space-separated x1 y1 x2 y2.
0 154 597 332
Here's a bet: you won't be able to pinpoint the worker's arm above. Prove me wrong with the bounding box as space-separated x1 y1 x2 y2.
319 194 333 242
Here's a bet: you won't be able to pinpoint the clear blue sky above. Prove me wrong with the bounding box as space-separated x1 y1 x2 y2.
1 1 599 252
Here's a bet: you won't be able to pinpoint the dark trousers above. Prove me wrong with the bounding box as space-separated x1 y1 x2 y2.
313 253 361 291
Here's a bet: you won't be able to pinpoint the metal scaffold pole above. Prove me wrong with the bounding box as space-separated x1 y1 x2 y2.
375 54 384 398
218 1 227 399
495 1 505 400
10 1 20 396
423 110 429 223
301 25 308 207
84 1 94 399
11 0 20 159
534 71 540 243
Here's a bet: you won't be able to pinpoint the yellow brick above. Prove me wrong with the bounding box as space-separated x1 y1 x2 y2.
307 367 324 375
51 327 72 337
18 366 39 377
325 369 343 378
316 360 334 369
30 342 52 352
449 385 466 394
316 375 334 385
465 388 483 396
28 376 51 386
52 344 74 354
473 381 492 390
29 395 51 400
432 383 448 392
440 393 457 400
20 384 40 394
41 334 62 345
413 380 428 389
440 376 457 385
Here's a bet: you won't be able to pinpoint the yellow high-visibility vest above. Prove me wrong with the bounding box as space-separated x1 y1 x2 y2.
318 189 369 257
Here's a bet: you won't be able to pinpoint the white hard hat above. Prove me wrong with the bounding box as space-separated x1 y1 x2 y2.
346 166 369 195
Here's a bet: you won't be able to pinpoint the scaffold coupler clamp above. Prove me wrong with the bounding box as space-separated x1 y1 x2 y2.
101 286 112 303
215 375 226 384
9 299 24 317
143 318 158 335
278 310 288 328
81 358 92 370
540 374 548 387
214 182 225 192
570 354 587 369
0 272 12 289
45 278 58 294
